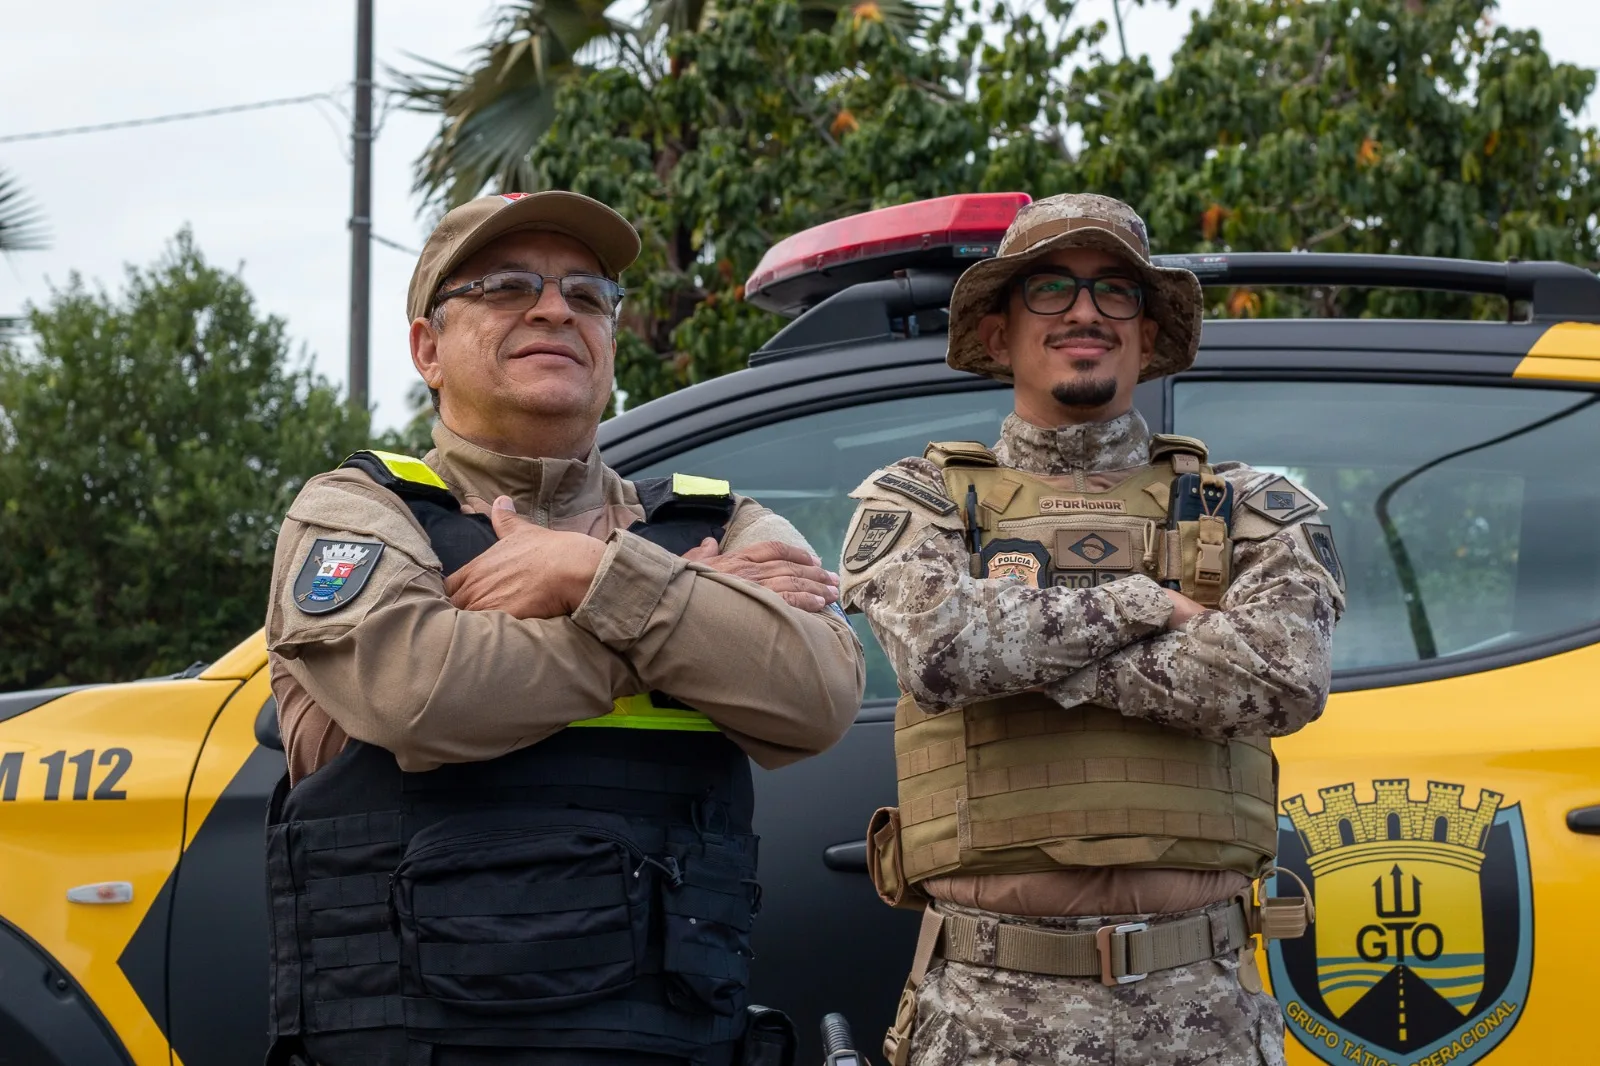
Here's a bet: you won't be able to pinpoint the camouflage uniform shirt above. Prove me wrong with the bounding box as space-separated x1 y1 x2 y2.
838 409 1345 740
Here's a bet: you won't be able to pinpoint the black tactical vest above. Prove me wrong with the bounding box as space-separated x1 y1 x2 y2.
265 452 759 1066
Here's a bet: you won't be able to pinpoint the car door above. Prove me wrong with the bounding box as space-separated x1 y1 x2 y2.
162 653 285 1066
1171 368 1600 1066
0 667 245 1066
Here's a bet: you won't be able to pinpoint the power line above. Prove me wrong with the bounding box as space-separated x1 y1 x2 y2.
0 91 337 145
372 232 419 256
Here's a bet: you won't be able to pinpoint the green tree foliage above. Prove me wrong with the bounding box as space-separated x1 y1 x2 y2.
0 231 373 689
389 380 442 456
1064 0 1600 317
393 0 926 209
404 0 1597 406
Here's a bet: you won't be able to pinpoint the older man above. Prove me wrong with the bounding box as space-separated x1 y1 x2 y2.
841 193 1344 1066
263 191 865 1066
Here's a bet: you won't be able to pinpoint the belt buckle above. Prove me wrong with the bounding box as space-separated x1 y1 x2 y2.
1095 921 1149 986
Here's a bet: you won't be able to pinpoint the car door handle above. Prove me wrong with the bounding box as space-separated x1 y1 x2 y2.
823 840 868 872
1569 805 1600 834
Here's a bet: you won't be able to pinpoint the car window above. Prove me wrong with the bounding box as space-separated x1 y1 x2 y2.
632 390 1011 700
1173 380 1600 673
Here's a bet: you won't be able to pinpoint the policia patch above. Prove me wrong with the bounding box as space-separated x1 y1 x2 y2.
293 539 385 614
843 509 910 572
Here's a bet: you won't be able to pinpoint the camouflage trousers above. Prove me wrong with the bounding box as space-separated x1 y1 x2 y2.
907 903 1287 1066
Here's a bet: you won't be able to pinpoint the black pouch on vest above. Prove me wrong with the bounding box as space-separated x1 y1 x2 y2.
391 808 659 1015
660 828 760 1018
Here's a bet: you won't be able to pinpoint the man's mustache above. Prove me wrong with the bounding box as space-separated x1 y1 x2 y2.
1043 326 1118 347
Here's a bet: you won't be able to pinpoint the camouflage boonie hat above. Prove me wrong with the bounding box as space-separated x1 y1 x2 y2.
946 193 1204 382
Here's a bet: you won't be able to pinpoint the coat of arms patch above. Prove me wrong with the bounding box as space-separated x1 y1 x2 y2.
293 539 385 614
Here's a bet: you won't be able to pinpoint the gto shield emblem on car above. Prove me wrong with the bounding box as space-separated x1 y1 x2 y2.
293 539 385 614
1268 780 1532 1066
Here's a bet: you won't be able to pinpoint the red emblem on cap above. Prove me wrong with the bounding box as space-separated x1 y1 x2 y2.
500 193 530 202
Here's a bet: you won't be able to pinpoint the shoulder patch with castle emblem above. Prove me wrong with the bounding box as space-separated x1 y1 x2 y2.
873 473 957 516
293 539 385 614
1241 475 1320 525
843 508 910 573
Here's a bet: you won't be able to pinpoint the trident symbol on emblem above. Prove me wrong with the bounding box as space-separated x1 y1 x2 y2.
1374 863 1423 918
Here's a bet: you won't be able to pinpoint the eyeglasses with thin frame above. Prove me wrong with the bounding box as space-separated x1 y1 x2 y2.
1016 270 1145 320
432 270 626 318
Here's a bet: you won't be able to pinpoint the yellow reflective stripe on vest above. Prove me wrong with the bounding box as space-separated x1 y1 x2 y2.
568 693 721 732
672 473 730 497
368 449 448 491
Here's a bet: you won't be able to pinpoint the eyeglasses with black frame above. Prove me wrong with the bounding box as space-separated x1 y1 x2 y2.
1015 270 1145 320
432 270 626 318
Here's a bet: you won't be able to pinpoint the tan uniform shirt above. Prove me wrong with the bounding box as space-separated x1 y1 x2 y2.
839 410 1344 916
267 422 866 783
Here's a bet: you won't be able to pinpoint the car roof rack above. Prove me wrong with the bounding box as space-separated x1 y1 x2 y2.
749 250 1600 362
1151 252 1600 323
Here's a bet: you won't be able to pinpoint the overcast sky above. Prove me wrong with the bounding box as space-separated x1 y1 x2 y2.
3 0 1596 432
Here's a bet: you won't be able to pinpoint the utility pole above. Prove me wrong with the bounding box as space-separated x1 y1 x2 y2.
348 0 374 412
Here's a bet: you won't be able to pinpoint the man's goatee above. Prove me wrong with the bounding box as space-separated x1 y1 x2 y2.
1052 377 1118 409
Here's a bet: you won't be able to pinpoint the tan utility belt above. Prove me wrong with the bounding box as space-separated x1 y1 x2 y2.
881 881 1315 1066
940 896 1254 979
937 897 1252 983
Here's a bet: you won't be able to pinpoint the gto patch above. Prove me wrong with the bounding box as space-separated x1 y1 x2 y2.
1039 497 1126 514
843 509 909 572
980 538 1051 587
1268 780 1532 1066
293 539 385 614
873 473 957 516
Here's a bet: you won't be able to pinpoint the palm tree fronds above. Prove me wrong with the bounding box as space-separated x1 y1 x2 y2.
389 1 628 207
0 168 48 254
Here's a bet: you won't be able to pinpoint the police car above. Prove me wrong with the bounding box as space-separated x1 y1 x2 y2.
1 193 1597 1066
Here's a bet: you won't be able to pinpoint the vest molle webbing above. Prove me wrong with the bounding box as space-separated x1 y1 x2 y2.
266 451 757 1066
878 438 1278 892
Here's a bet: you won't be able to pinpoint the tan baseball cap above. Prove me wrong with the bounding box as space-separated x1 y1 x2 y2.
946 192 1203 383
405 191 642 322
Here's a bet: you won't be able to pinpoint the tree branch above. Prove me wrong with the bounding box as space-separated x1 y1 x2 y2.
1296 36 1335 87
1304 218 1354 248
779 73 840 148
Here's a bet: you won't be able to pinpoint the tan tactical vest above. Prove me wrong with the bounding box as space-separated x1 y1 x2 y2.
886 435 1279 891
